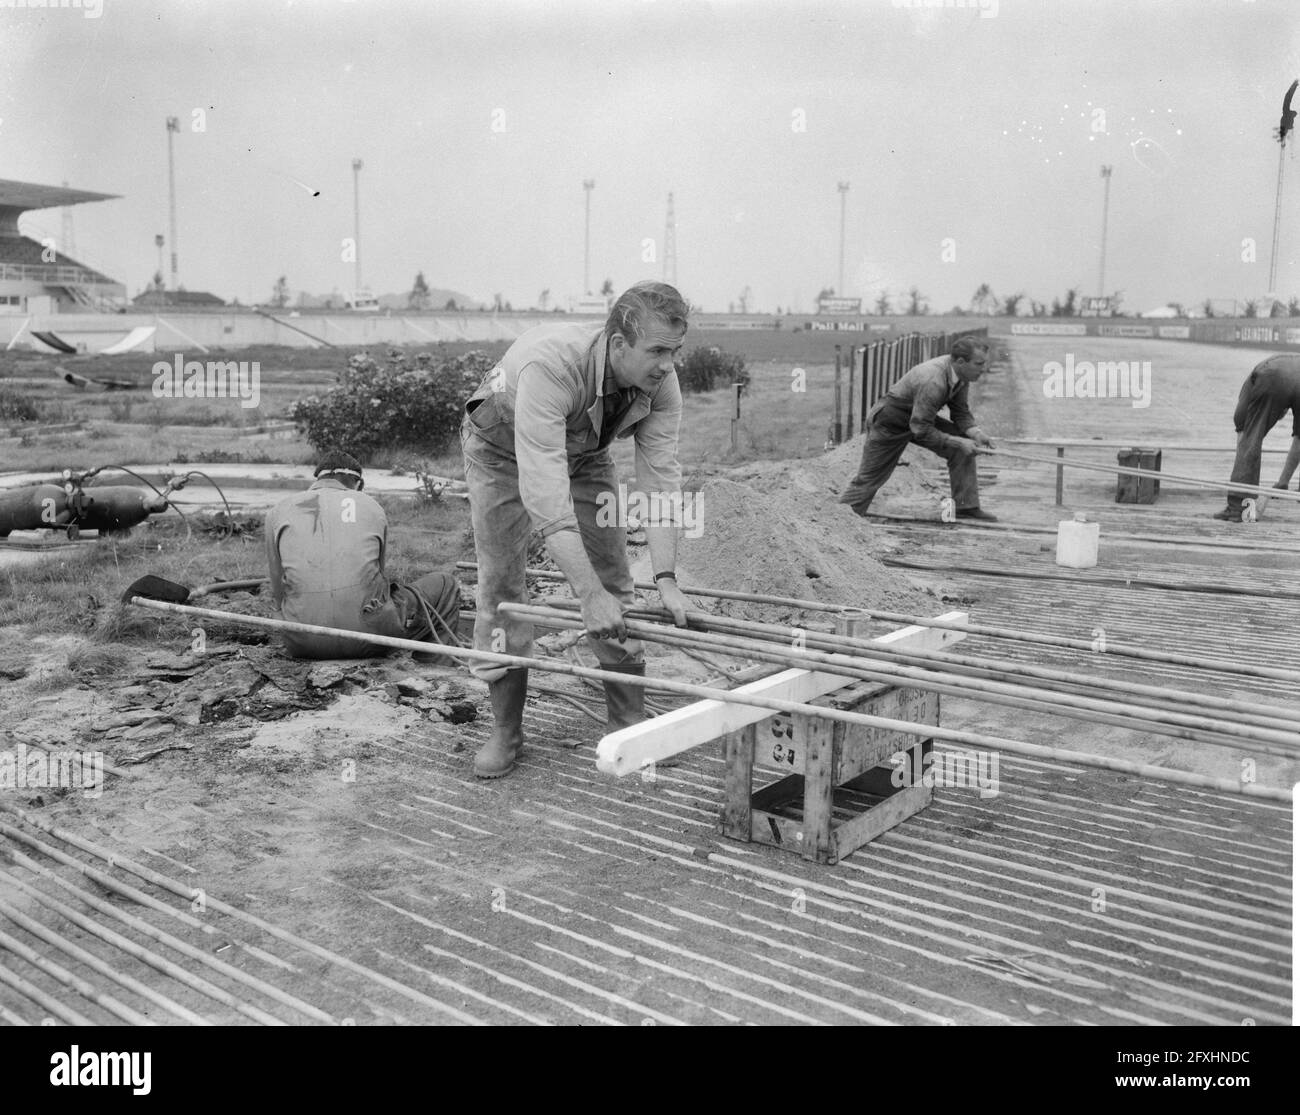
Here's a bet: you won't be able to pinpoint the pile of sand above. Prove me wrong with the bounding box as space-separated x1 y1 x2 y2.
658 476 933 622
732 434 945 515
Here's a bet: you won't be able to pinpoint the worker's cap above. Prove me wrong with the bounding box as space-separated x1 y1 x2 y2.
314 449 364 482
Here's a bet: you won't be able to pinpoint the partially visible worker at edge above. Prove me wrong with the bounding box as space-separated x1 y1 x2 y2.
265 450 463 659
837 337 998 521
461 281 693 779
1214 353 1300 522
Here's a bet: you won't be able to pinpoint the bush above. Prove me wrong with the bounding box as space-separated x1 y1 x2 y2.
290 348 496 462
674 346 749 395
0 387 45 423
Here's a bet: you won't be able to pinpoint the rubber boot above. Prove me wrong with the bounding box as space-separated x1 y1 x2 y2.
473 668 528 779
602 662 679 768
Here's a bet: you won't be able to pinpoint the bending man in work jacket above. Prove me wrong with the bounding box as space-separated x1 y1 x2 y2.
1214 353 1300 521
265 451 462 659
838 336 997 521
461 281 693 779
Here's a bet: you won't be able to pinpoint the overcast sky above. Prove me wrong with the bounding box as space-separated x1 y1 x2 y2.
4 0 1299 313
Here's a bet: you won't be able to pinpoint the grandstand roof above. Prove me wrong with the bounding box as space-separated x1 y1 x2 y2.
0 179 120 212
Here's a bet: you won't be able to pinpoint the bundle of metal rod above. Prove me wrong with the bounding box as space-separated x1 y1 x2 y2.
454 561 1300 683
501 603 1300 759
536 598 1300 733
129 596 1279 796
987 446 1300 502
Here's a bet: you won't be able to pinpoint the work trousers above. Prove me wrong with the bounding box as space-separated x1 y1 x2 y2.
461 420 641 683
280 571 462 660
838 403 980 512
1225 369 1294 513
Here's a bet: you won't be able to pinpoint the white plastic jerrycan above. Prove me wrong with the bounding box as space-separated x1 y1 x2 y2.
1056 512 1099 569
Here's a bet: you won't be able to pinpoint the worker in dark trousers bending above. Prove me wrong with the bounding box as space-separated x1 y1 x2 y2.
1214 353 1300 521
265 450 462 659
838 336 997 521
461 281 693 779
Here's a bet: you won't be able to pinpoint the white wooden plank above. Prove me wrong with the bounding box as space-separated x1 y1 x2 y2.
595 612 969 777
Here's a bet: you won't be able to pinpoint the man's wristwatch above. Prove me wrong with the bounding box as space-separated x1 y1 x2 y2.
654 572 677 585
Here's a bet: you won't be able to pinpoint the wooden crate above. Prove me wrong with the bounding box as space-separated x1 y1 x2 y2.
718 681 939 865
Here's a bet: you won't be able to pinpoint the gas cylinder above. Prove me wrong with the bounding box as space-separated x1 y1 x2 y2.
0 484 70 535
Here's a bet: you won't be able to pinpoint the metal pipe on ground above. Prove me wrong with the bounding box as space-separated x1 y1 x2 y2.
123 597 1105 755
0 951 97 1026
503 603 1300 758
643 605 1300 730
0 854 282 1025
0 894 204 1026
987 447 1300 502
0 835 336 1023
454 561 1300 684
540 598 1300 733
0 919 159 1026
118 598 1293 799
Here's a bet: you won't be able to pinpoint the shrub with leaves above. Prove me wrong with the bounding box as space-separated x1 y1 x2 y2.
0 387 45 423
291 348 496 462
674 346 749 396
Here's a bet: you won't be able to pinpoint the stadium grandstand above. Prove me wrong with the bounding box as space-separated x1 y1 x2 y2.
0 178 125 313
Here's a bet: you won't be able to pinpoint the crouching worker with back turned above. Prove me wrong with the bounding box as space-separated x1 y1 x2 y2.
461 281 694 780
838 336 997 521
265 451 463 660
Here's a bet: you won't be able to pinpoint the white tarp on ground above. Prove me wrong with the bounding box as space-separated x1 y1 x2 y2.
99 326 157 354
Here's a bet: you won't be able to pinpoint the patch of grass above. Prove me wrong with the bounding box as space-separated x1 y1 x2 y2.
24 666 79 693
67 642 135 678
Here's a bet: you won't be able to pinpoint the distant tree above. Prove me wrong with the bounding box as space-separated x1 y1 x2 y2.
948 305 965 316
1243 299 1259 318
1269 298 1287 318
874 290 891 315
1001 292 1025 316
1289 296 1300 317
539 289 551 312
1107 290 1125 317
1030 300 1047 317
493 292 504 312
737 286 753 314
970 283 997 316
775 305 783 315
1202 298 1216 318
600 278 615 297
504 301 513 312
271 276 290 308
906 287 929 315
815 286 835 303
151 270 164 291
408 271 431 310
445 298 458 311
1166 302 1186 318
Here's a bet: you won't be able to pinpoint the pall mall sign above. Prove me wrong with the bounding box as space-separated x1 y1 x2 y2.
817 296 863 314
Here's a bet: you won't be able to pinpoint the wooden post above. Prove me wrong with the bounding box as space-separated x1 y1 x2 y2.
832 345 843 444
720 725 755 840
845 347 855 440
731 381 742 453
1056 445 1065 506
798 714 837 863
